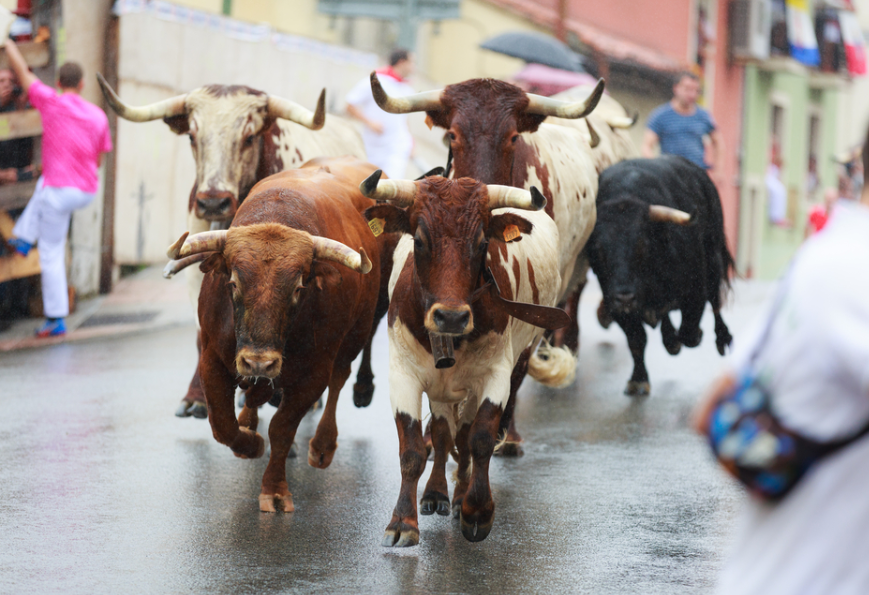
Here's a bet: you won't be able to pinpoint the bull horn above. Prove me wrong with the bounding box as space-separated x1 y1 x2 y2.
586 120 601 148
607 112 639 129
97 72 187 122
525 78 605 119
163 252 214 278
166 231 189 259
312 236 372 274
359 169 418 207
488 185 546 211
267 88 326 130
649 205 692 225
178 230 229 257
370 72 443 114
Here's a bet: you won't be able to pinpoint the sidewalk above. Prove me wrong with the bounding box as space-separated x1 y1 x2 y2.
0 264 195 352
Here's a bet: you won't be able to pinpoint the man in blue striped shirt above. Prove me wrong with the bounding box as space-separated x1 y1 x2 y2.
642 72 722 184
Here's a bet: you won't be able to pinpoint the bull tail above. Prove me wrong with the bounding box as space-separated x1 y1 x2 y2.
528 339 577 388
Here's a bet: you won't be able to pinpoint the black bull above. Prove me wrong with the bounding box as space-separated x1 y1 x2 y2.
587 155 735 396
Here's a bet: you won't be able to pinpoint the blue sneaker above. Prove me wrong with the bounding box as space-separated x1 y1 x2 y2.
36 318 66 338
7 237 33 257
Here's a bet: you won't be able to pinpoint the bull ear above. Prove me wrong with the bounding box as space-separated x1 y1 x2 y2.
488 213 534 243
309 261 343 291
164 114 190 135
364 204 411 235
199 253 228 275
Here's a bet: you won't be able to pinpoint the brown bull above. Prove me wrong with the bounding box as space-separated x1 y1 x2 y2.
370 73 603 455
98 76 373 420
171 157 383 511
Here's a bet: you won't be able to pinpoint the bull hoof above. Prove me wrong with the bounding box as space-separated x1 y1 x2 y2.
494 441 524 457
352 382 374 408
716 333 733 356
420 492 451 516
189 401 208 419
597 300 613 329
174 400 193 417
460 511 494 543
307 439 337 469
382 525 419 547
679 328 703 348
625 381 651 397
259 493 294 513
664 340 682 356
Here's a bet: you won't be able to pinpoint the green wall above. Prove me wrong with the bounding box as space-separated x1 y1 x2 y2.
738 64 839 280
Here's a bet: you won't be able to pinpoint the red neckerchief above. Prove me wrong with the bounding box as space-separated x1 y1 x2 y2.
375 66 405 83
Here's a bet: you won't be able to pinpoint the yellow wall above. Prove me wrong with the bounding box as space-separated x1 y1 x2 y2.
420 0 546 84
169 0 546 85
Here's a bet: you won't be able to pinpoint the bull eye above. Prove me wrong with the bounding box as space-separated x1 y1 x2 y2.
511 134 520 144
244 134 255 147
448 132 457 142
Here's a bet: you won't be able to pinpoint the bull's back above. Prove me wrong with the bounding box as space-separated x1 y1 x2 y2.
518 124 598 296
276 115 366 168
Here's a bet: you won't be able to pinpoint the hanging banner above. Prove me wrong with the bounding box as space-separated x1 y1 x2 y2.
785 0 820 66
839 10 867 75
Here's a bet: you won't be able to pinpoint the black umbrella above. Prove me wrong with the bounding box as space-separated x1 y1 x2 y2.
480 31 586 72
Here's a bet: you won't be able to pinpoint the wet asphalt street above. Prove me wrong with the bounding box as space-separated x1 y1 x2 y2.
0 278 773 595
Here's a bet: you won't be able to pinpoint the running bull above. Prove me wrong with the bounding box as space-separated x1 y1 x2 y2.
361 172 572 546
587 155 734 396
166 157 383 511
98 76 372 418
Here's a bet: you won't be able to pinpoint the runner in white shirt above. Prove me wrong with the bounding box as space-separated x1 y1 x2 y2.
346 48 415 179
693 139 869 594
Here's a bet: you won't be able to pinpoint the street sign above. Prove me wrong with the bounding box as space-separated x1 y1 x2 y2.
317 0 460 50
317 0 460 20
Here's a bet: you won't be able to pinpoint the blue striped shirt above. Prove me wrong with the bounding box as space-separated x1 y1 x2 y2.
647 104 716 169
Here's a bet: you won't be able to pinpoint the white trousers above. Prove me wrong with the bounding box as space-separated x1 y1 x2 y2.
12 178 95 318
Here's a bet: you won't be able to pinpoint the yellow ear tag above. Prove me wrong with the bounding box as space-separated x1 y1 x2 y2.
425 114 434 130
502 224 521 242
368 218 385 237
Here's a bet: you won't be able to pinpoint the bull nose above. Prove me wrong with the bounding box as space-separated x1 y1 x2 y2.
613 292 638 311
239 355 281 378
196 197 232 215
433 308 470 334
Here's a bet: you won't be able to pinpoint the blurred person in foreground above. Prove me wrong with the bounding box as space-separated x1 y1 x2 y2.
3 39 112 337
642 71 723 186
0 67 35 184
692 128 869 595
346 48 415 178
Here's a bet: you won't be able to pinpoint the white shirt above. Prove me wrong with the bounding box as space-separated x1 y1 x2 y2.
717 200 869 595
765 163 788 224
346 71 414 178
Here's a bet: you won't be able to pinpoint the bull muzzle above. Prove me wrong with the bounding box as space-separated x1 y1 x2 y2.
236 348 283 380
195 190 236 221
426 303 473 335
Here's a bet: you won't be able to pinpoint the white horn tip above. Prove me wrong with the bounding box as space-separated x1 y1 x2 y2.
167 231 189 259
358 248 372 274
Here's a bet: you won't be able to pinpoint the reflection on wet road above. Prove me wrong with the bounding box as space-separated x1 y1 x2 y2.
0 279 771 594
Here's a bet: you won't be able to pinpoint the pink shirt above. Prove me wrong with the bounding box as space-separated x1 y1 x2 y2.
28 80 112 193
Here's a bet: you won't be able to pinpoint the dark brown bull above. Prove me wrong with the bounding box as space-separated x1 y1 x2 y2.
371 73 603 454
361 172 571 546
170 157 383 510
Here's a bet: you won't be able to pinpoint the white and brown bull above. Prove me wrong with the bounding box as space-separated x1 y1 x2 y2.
370 74 604 454
98 76 371 418
361 172 573 546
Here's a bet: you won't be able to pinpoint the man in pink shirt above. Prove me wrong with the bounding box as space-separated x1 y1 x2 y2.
4 39 112 337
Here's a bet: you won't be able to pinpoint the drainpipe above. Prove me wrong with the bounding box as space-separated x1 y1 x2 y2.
555 0 567 42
